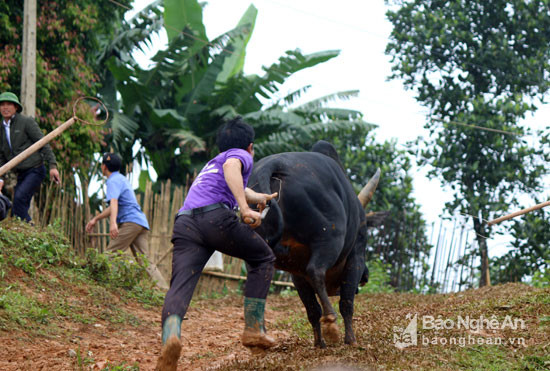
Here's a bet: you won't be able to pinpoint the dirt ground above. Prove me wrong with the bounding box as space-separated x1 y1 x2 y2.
0 294 296 371
1 282 548 370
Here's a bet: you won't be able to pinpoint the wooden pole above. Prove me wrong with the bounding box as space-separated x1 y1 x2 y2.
429 221 443 287
458 230 470 292
0 117 75 177
469 241 476 287
487 201 550 226
202 270 295 288
442 218 457 292
434 227 447 288
452 225 465 292
21 0 37 117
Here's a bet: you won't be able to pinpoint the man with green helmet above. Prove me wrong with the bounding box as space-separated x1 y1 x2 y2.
0 91 60 222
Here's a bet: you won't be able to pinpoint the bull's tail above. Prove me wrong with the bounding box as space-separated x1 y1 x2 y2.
254 162 284 248
264 198 284 248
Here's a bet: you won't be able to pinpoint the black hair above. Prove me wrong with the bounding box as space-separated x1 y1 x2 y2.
216 116 255 152
102 152 122 172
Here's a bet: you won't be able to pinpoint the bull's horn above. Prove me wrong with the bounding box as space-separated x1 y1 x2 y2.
358 168 381 208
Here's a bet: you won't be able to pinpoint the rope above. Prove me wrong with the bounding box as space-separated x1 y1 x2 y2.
432 118 523 137
72 96 109 127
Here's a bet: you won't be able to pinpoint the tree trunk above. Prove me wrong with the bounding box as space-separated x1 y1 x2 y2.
473 218 491 287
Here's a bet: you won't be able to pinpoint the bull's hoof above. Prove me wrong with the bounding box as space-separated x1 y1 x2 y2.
242 329 277 349
315 340 327 349
344 334 358 346
155 335 182 371
320 315 340 344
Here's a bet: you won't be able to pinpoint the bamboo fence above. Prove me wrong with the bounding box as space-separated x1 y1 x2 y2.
28 176 293 296
28 174 486 295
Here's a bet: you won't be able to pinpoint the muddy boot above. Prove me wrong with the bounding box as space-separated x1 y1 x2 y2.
241 297 276 349
155 315 182 371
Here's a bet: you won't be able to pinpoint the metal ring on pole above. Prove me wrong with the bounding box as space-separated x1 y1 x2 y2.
72 96 109 127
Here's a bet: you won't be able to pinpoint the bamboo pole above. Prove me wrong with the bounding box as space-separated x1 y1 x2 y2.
435 228 447 288
451 224 465 292
458 230 470 291
487 201 550 226
41 180 53 225
410 218 419 290
442 218 457 292
202 270 295 288
430 222 443 287
469 240 476 287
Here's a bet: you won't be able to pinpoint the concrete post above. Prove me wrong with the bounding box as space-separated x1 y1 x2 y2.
21 0 37 118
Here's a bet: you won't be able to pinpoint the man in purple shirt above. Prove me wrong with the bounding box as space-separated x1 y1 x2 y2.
156 117 278 371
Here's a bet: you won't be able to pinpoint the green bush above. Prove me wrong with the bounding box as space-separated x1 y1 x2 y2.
84 249 149 289
0 219 160 299
531 262 550 288
0 219 78 276
359 257 394 294
0 286 53 328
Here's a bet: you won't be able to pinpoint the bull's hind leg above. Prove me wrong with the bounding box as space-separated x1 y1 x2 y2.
291 274 326 348
339 252 364 346
339 278 358 345
306 244 343 345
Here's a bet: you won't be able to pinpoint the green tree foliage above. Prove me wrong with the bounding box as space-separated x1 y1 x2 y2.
491 207 550 284
320 124 431 291
386 0 550 286
0 0 129 175
99 0 370 185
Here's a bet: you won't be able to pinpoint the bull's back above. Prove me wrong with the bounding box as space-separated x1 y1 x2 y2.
251 152 364 271
251 152 359 222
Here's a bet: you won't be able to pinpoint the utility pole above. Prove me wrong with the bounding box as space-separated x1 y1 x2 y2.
21 0 37 117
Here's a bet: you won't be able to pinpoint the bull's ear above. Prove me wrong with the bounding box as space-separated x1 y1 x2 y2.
365 211 390 228
358 168 381 208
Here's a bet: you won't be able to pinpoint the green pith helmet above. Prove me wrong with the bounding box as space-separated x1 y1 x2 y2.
0 92 23 113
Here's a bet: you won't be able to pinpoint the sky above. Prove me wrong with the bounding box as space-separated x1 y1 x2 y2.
127 0 550 283
128 0 439 210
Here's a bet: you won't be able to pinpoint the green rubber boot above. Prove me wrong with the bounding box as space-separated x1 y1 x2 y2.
155 315 182 371
241 297 276 349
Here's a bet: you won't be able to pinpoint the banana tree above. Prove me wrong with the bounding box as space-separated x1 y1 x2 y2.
99 0 371 185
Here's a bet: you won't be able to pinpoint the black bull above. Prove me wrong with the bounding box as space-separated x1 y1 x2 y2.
248 141 380 348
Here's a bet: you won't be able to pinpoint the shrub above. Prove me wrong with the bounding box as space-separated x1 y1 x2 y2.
531 262 550 288
359 257 394 294
84 249 149 289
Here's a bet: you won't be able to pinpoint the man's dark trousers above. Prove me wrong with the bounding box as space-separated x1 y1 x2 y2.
161 207 276 324
13 165 46 222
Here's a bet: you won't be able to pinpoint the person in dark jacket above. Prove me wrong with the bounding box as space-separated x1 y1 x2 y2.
0 92 60 222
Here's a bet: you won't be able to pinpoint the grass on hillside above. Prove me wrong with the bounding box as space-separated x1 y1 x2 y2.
0 219 164 370
1 218 549 370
